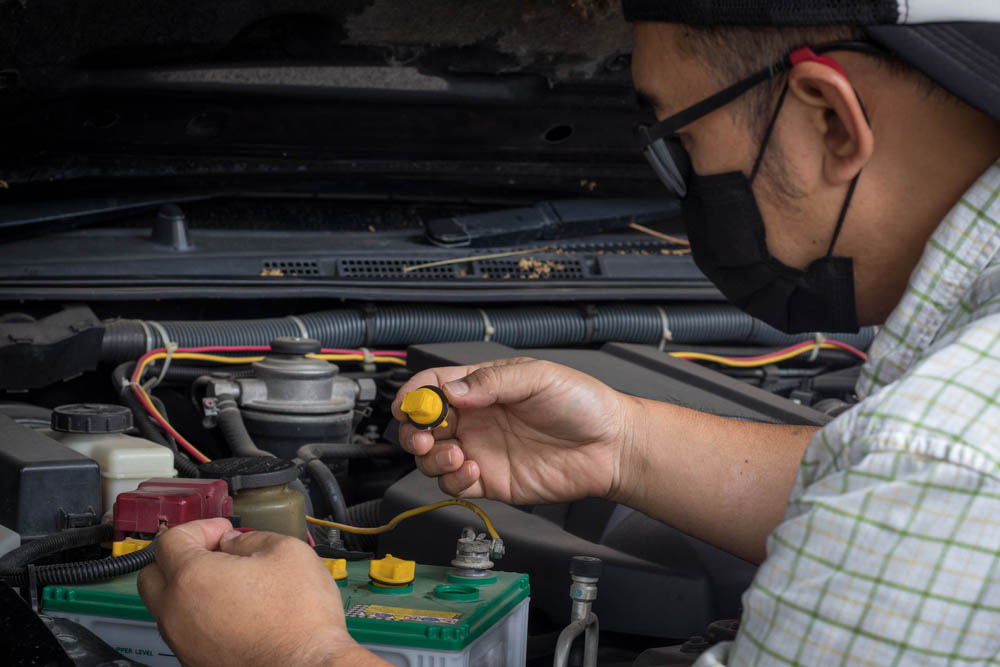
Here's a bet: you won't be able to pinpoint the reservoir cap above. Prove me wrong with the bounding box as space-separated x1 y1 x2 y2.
51 404 132 434
200 457 299 492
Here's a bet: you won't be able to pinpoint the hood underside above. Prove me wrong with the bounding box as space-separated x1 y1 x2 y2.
0 0 632 85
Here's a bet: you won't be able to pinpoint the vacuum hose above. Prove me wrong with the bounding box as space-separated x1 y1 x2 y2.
215 397 272 458
100 304 877 362
295 445 350 525
345 499 382 553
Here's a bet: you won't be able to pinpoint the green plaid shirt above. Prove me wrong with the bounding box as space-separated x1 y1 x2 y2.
700 160 1000 666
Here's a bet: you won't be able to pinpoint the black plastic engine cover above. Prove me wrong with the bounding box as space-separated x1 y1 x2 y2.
380 342 827 638
0 416 101 539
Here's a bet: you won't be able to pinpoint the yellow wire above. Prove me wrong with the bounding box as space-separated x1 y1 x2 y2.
131 351 404 460
133 353 495 541
312 354 407 367
135 351 406 380
306 499 501 540
132 382 213 462
669 343 843 368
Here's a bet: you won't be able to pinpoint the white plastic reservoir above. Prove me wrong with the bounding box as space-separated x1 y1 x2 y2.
44 404 176 517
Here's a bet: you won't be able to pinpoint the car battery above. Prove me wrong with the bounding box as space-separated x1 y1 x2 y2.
41 560 530 667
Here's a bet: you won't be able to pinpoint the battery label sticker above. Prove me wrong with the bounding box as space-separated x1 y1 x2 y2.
347 603 463 625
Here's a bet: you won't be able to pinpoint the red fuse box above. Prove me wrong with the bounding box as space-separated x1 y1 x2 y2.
113 478 233 540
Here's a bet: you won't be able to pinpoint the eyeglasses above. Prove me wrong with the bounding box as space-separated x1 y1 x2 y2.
635 41 887 199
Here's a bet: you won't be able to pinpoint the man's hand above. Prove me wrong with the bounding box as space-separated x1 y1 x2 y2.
392 357 640 505
394 357 819 563
137 519 386 667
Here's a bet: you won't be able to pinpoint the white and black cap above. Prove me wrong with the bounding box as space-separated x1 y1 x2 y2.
622 1 1000 123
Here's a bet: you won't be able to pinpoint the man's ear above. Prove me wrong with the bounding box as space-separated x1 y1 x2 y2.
787 61 874 186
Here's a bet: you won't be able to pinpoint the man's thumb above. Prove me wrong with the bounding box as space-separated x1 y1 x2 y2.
442 361 542 408
218 528 290 557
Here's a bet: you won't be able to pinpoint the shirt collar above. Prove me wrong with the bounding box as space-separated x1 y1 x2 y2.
857 160 1000 398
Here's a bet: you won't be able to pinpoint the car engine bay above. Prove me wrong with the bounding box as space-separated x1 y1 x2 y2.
0 301 872 666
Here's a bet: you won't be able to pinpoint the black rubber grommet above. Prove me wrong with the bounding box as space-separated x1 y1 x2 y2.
570 555 603 579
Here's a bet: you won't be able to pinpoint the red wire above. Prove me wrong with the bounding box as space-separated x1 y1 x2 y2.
677 339 868 365
132 345 406 358
130 383 211 463
710 340 815 364
823 339 868 361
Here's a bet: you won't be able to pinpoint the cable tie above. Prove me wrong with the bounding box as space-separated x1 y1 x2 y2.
808 333 827 362
478 309 496 343
359 347 376 364
147 320 171 351
144 342 178 392
287 315 309 339
27 563 39 612
137 319 154 354
580 305 598 345
362 304 377 348
654 306 673 352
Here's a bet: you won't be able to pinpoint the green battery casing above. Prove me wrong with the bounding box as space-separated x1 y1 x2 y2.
41 561 529 652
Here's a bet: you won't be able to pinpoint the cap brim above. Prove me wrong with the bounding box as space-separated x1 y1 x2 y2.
865 22 1000 123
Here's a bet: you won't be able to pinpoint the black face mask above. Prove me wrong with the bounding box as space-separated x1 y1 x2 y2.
681 84 862 334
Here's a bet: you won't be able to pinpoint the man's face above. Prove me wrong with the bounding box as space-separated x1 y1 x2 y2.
630 22 843 272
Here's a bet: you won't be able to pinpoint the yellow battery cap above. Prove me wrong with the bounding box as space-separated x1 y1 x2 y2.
321 557 348 581
111 538 152 557
369 554 416 586
401 385 449 429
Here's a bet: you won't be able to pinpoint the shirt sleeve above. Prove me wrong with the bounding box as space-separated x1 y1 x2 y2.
694 446 1000 666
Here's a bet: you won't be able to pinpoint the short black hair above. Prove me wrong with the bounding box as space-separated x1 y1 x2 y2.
676 24 943 138
673 24 947 203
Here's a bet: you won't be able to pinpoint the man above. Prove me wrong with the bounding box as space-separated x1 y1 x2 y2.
139 1 1000 665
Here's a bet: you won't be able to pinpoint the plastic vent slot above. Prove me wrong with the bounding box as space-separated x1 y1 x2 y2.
476 258 586 280
337 259 457 279
261 260 320 276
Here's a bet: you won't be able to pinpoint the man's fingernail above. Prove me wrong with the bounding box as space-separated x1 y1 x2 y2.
221 530 242 543
404 434 415 452
444 380 469 397
435 448 454 468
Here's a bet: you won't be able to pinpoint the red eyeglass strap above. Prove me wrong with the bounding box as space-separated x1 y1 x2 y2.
789 46 849 79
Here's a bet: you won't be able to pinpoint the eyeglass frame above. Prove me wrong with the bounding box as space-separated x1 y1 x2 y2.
635 40 889 199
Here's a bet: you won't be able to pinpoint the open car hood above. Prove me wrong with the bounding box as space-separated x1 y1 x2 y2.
1 0 631 87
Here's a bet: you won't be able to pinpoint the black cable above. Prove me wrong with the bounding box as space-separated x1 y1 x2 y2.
0 525 113 574
2 544 155 588
112 362 200 477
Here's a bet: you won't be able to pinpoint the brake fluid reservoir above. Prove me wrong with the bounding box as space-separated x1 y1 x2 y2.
44 404 176 518
199 457 307 541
